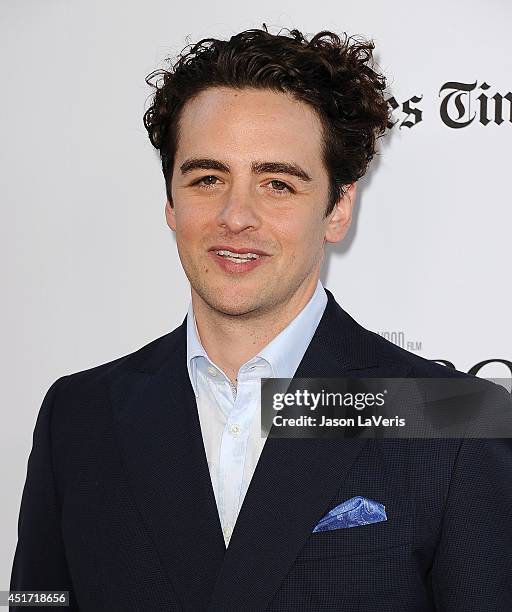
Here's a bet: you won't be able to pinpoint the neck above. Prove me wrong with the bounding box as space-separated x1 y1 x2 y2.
191 278 319 384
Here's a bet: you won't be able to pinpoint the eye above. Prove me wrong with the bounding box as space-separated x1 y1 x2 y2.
267 179 294 195
190 176 294 195
192 175 221 190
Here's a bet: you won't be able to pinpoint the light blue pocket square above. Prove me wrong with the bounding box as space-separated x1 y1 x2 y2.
312 496 387 532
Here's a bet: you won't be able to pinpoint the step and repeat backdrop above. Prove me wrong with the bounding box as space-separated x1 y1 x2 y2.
2 0 510 585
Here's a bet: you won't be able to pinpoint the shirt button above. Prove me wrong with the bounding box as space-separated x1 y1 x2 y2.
224 525 233 540
229 423 241 436
207 366 217 377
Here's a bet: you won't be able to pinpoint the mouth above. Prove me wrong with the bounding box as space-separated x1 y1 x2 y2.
208 248 270 274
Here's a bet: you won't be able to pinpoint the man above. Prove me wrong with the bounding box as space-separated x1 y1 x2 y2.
11 26 512 611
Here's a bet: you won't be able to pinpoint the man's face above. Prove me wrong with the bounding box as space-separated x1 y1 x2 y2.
166 86 354 318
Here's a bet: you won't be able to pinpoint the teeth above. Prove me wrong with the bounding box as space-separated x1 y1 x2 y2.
215 250 261 260
224 257 251 264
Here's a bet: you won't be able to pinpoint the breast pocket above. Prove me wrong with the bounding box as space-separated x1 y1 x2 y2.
295 510 417 561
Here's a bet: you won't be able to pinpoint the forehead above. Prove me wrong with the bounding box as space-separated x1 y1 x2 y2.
176 86 325 168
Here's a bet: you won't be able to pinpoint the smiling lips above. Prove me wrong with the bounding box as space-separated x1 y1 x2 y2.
208 246 270 273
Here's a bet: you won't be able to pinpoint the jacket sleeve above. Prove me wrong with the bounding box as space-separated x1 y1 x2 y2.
430 392 512 611
10 377 79 611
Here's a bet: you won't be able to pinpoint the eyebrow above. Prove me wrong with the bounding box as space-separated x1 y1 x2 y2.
179 158 312 183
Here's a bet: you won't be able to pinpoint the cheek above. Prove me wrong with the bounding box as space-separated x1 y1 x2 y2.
174 208 205 240
174 216 201 262
276 217 325 256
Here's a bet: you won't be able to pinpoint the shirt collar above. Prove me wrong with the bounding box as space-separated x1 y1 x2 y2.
186 280 327 397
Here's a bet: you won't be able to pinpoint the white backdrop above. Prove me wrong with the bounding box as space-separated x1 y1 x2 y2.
2 0 511 585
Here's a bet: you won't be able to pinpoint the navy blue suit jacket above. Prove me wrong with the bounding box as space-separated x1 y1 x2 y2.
10 288 512 610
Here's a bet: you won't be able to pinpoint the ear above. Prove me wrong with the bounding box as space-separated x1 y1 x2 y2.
325 182 357 244
165 199 176 232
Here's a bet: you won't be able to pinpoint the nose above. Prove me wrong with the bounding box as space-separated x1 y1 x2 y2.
216 183 262 233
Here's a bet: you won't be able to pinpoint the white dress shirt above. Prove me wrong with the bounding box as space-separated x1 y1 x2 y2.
186 280 327 546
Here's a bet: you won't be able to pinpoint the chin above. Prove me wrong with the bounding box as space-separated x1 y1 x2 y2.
199 288 260 317
210 298 257 317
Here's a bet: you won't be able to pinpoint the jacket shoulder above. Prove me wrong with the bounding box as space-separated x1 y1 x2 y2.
324 290 470 380
359 325 470 379
56 323 186 392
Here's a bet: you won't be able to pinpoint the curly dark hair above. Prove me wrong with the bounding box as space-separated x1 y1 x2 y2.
143 25 390 217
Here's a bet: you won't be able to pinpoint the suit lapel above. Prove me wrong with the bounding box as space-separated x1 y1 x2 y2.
110 325 226 611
